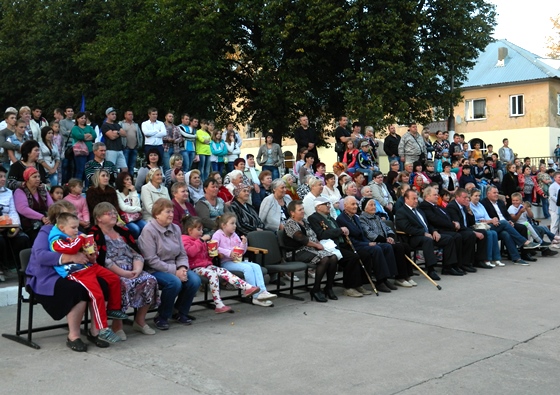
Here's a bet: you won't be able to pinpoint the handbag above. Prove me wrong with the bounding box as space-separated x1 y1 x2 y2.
120 211 142 223
63 133 74 160
335 142 346 154
319 239 343 260
72 141 89 156
472 222 490 230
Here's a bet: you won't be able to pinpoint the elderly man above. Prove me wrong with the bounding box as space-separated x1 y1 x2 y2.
336 196 398 293
481 185 540 263
446 188 492 269
419 186 478 275
395 189 460 281
84 142 118 184
398 123 426 164
308 196 372 297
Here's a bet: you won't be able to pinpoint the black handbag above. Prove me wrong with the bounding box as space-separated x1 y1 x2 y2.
63 133 74 160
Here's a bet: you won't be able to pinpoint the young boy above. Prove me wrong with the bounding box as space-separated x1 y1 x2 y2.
508 193 559 250
49 212 126 343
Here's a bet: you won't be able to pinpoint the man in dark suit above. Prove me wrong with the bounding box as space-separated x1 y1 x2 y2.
336 196 398 293
308 196 372 297
419 186 475 275
446 188 491 269
481 186 539 263
394 189 458 280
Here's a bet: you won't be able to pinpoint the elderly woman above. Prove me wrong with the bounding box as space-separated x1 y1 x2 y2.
115 172 146 239
135 148 163 191
224 158 254 189
283 200 338 302
86 169 120 219
209 171 233 204
138 198 201 329
229 184 265 236
302 176 324 217
195 178 228 233
187 169 204 204
282 173 299 200
251 170 272 212
225 169 245 196
171 181 197 226
360 185 390 222
90 202 160 338
297 174 312 200
369 171 394 215
7 140 48 190
359 198 415 287
256 132 283 180
322 173 341 218
259 178 292 233
141 168 169 221
518 165 544 203
25 200 109 351
14 167 53 242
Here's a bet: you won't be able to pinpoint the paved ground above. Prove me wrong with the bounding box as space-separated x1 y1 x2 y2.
2 246 560 395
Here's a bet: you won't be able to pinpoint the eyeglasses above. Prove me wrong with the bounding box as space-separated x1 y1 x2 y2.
104 211 117 217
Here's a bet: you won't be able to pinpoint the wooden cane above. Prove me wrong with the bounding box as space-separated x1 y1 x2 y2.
344 235 379 296
404 254 442 290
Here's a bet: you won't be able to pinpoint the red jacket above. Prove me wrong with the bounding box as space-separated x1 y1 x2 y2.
181 234 213 269
517 174 544 203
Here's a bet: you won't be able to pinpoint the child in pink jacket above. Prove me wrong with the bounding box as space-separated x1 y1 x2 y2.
181 216 259 313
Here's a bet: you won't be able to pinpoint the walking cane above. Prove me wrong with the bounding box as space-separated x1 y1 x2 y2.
404 254 442 290
344 235 379 296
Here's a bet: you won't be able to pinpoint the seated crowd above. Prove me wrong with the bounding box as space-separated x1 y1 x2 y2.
2 107 559 353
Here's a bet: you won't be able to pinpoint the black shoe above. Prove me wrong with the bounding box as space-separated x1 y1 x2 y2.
454 266 466 275
428 270 441 281
521 254 537 262
376 282 392 293
310 291 328 302
384 280 398 291
323 288 338 300
476 261 494 269
442 267 464 276
542 248 559 257
461 265 477 273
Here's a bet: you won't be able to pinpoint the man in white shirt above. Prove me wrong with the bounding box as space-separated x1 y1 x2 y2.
548 172 560 235
141 107 167 159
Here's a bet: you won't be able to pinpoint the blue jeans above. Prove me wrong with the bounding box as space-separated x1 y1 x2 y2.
355 168 373 182
212 161 224 174
485 229 501 261
47 173 58 186
125 219 147 239
61 157 72 184
221 260 267 296
226 162 234 173
262 165 280 180
198 154 211 181
162 147 174 174
74 154 89 181
123 147 138 175
490 220 526 261
541 196 550 219
151 270 201 320
180 150 195 172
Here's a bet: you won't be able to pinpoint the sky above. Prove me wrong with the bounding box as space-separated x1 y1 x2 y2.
491 0 560 57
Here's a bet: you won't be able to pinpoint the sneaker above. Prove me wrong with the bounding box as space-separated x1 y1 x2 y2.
243 286 260 298
98 328 122 343
257 291 278 301
407 279 418 286
172 313 193 326
492 260 505 267
523 241 540 249
513 259 530 266
215 305 233 314
394 279 413 288
307 269 316 279
153 316 170 330
282 273 300 282
356 286 372 295
115 329 127 341
252 298 273 307
540 241 551 247
343 288 363 297
485 261 496 268
133 321 156 335
107 310 128 320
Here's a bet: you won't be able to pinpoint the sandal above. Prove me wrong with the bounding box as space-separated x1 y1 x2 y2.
66 337 88 352
87 331 110 348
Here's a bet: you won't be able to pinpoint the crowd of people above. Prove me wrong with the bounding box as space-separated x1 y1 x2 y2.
1 106 560 352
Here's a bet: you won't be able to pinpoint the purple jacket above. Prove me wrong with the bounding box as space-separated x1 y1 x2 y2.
25 225 63 296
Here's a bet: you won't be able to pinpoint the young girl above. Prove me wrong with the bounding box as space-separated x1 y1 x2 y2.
115 171 146 238
181 216 260 313
63 178 90 230
49 185 64 202
213 213 277 307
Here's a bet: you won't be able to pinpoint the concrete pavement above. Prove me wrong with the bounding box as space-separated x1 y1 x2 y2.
2 250 560 395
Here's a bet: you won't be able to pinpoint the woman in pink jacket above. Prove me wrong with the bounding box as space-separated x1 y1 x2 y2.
181 215 260 313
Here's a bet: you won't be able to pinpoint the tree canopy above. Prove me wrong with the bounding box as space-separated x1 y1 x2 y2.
0 0 496 142
546 14 560 59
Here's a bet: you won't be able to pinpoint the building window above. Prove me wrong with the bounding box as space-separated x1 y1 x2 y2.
510 94 524 116
557 94 560 115
465 99 486 120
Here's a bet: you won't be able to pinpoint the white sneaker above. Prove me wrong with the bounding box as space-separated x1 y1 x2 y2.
492 260 505 267
252 299 273 307
257 291 278 301
407 279 417 286
307 269 316 279
485 261 496 267
282 273 300 282
394 279 413 288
